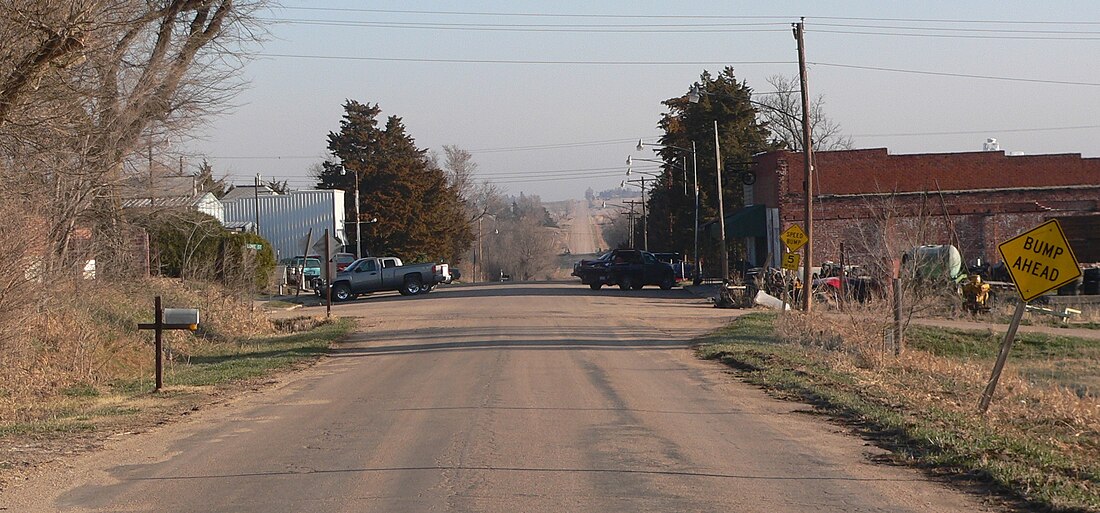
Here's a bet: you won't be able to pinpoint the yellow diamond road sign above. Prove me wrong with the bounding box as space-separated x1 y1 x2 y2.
998 219 1081 302
780 224 807 252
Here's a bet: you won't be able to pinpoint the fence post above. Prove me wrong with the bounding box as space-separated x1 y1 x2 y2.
154 295 163 391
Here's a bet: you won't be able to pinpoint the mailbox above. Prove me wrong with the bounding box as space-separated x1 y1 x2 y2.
163 308 200 330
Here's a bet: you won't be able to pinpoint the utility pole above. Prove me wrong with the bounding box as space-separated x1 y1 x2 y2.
625 200 642 248
714 121 728 284
641 176 648 251
477 216 482 282
254 173 261 234
795 19 815 312
692 141 700 280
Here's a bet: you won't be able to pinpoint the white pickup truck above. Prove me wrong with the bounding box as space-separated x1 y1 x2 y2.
313 256 451 301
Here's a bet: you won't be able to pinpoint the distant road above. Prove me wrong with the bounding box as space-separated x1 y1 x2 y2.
5 283 990 512
561 200 605 255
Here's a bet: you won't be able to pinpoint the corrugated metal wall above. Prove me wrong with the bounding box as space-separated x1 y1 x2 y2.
222 189 346 261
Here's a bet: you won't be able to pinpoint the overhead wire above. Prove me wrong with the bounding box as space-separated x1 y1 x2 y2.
275 8 1100 26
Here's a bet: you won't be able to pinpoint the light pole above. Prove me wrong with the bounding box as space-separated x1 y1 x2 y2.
637 140 700 280
339 166 362 259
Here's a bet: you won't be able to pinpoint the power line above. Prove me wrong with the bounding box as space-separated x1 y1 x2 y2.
277 7 792 20
813 21 1100 35
276 7 1100 26
810 62 1100 87
474 164 659 179
852 124 1100 138
262 18 789 33
470 137 654 153
814 28 1100 41
260 53 789 66
258 53 1100 87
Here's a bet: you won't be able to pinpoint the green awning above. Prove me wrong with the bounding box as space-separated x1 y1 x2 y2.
703 204 767 239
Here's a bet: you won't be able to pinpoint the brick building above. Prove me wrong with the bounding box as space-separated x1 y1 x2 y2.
738 148 1100 272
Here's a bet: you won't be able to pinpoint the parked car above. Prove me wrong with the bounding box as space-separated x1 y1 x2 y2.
313 256 451 301
652 252 695 281
286 255 322 287
332 252 356 272
572 249 675 290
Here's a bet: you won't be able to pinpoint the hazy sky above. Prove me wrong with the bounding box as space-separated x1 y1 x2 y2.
187 1 1100 201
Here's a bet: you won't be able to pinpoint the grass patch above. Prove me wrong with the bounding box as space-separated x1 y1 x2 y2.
2 317 353 446
0 420 96 439
697 312 1100 512
60 384 100 398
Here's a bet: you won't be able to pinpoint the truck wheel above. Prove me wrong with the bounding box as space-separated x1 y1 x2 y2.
618 275 633 290
660 276 674 290
631 279 644 290
589 283 603 290
333 283 352 302
401 276 423 296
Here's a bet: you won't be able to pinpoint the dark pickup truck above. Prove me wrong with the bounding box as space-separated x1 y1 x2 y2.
572 249 675 290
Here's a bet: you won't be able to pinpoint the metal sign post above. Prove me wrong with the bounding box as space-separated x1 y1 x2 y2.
978 219 1081 414
978 300 1026 414
324 228 332 318
137 296 199 391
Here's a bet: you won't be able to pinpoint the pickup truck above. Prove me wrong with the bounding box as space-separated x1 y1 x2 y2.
287 256 322 287
572 249 675 290
313 256 452 301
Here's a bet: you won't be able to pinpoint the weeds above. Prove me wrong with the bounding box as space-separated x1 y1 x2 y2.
698 312 1100 512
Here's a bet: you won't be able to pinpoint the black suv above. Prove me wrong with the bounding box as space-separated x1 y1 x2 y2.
572 249 676 290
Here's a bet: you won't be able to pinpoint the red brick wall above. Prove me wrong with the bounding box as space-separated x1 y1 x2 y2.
749 149 1100 268
775 148 1100 195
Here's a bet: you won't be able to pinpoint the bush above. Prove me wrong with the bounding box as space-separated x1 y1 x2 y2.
135 210 274 288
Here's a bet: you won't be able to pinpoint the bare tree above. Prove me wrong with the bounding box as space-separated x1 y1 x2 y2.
0 0 267 273
755 74 853 152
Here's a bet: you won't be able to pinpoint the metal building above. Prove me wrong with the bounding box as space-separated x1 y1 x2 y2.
222 189 347 262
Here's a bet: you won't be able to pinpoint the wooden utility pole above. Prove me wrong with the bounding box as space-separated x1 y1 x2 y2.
794 19 815 312
715 121 728 284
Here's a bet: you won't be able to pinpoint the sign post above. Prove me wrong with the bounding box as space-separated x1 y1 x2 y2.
979 219 1081 414
780 225 807 311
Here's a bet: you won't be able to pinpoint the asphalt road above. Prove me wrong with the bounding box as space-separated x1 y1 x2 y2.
4 283 992 512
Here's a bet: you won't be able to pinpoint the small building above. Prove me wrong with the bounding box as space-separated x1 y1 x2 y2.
120 172 225 223
221 188 347 262
734 148 1100 270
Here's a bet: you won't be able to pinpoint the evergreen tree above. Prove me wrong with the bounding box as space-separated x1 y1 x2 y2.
645 67 778 268
316 100 473 263
194 159 227 198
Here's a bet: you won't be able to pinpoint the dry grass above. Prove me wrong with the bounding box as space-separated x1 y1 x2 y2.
702 309 1100 511
0 277 276 424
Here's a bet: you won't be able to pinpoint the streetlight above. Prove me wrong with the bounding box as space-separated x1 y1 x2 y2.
636 139 700 281
338 166 362 259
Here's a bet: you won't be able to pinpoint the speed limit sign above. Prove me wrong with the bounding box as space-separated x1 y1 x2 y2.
782 252 801 271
